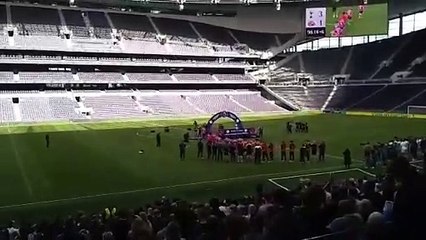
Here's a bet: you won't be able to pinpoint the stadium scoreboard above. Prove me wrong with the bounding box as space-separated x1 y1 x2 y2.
305 0 388 38
305 8 327 37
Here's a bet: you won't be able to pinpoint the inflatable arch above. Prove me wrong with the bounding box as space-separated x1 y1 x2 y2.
205 111 244 133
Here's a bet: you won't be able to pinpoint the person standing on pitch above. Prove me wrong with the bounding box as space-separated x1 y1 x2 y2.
197 140 204 159
268 143 274 161
319 141 326 162
280 140 287 162
45 134 50 148
156 132 161 147
254 144 262 164
179 141 187 161
343 148 352 169
289 141 295 162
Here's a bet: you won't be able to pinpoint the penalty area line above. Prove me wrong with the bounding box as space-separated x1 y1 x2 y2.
0 165 345 210
268 168 376 191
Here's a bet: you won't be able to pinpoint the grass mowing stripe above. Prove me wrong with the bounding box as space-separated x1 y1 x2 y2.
6 126 34 198
0 165 346 210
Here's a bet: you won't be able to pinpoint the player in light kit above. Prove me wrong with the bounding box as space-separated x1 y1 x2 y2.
359 0 367 18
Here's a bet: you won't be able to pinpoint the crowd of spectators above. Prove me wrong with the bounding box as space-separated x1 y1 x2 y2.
1 157 425 240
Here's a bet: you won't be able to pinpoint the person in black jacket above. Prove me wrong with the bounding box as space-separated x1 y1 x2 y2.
197 140 204 159
156 132 161 147
343 148 351 169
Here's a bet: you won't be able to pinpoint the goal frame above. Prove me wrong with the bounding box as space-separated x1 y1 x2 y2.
407 105 426 115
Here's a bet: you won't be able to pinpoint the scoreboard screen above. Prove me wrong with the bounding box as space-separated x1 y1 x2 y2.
305 8 327 37
305 0 388 38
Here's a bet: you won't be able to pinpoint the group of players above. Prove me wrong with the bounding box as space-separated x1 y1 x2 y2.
331 0 368 37
194 135 327 165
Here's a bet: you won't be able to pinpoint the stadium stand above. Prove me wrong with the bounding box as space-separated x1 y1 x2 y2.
126 73 172 82
62 9 90 38
87 11 112 39
78 72 124 82
214 74 254 82
19 96 83 122
373 29 426 79
348 84 426 112
0 5 6 32
0 98 15 122
83 95 145 119
152 17 198 42
279 29 426 80
0 91 286 123
173 73 215 82
192 22 236 45
109 13 156 40
269 85 333 109
326 85 385 110
11 6 61 36
19 72 73 83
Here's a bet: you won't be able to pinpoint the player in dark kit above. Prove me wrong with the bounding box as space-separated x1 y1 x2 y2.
311 141 318 156
45 134 50 148
343 148 352 169
289 141 295 161
156 132 161 147
197 140 204 159
280 141 287 162
319 141 326 161
268 143 274 161
300 144 306 163
305 141 311 162
179 141 186 161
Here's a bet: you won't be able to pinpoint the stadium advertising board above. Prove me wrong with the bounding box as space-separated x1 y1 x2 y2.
306 0 388 37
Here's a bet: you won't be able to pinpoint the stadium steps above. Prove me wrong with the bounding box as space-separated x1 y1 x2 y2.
389 88 426 112
58 8 67 27
5 3 11 25
104 11 115 29
321 85 337 111
260 85 299 111
370 34 414 79
341 46 354 74
228 30 240 44
229 96 253 112
184 97 205 114
12 101 21 121
298 53 305 72
147 16 161 35
189 22 203 40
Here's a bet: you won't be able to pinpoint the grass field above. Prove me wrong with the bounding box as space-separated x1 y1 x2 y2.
326 3 388 37
0 113 424 222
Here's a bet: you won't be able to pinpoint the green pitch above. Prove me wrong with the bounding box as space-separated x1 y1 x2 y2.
0 113 424 222
326 3 388 37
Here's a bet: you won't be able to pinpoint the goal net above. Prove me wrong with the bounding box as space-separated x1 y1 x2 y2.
407 105 426 116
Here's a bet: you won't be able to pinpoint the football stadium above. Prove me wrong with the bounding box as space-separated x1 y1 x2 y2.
0 0 425 239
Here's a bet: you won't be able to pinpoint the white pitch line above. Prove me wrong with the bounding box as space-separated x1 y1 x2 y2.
355 168 377 177
6 126 34 198
268 168 377 191
268 179 289 191
270 168 357 182
0 165 345 210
